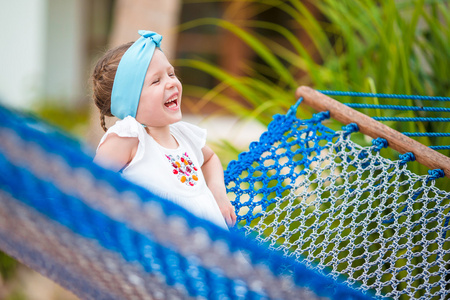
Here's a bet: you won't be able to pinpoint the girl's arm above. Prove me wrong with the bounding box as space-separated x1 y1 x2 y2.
201 145 237 227
94 134 138 172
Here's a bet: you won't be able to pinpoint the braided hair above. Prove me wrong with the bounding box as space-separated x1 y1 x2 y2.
91 42 133 132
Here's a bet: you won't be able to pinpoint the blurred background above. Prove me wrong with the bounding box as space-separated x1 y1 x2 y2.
0 0 449 299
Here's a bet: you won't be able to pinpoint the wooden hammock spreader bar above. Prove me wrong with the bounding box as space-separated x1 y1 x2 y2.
296 86 450 179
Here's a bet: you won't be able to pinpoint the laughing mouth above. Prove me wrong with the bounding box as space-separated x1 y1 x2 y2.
164 96 178 109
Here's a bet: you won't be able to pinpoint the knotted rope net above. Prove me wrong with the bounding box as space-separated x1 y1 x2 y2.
225 103 450 299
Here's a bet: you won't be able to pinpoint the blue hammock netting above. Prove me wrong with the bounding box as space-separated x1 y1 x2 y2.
0 87 449 299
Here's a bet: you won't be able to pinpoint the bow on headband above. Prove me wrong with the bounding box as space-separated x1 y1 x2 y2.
111 30 163 120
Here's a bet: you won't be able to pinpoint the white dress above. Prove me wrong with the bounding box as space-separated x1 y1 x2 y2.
97 116 228 230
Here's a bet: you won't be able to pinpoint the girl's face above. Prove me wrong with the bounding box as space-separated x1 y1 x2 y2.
135 49 182 127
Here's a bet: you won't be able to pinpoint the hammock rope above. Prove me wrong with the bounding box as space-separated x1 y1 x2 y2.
345 104 450 112
318 90 450 102
320 89 450 151
1 88 449 299
0 104 372 299
372 117 450 122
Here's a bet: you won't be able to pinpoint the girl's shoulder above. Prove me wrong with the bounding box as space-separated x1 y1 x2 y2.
96 116 147 170
99 131 139 149
95 133 138 171
98 117 146 146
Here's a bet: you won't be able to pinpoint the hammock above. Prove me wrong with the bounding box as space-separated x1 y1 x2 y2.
226 87 450 299
0 87 449 299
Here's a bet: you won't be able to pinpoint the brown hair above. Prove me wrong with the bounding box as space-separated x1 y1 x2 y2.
91 42 133 132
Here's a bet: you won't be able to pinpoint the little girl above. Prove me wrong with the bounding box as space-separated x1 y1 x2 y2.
91 30 236 229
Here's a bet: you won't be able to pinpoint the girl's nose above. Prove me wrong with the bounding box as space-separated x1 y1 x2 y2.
166 76 178 89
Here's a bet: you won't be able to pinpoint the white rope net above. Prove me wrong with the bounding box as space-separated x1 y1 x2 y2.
240 131 450 299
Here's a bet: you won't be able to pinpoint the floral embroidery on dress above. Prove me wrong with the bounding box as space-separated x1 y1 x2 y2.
165 152 199 186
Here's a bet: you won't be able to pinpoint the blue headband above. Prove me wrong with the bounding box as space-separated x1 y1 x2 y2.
111 30 163 119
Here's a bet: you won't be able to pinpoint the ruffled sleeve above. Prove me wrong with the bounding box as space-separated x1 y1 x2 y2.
96 116 147 169
170 121 207 165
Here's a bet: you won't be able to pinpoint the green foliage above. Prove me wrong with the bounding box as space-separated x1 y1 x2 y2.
177 0 450 177
31 98 90 137
4 290 27 300
179 2 449 296
0 251 18 281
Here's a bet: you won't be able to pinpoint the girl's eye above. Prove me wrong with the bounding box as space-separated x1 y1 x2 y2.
169 73 175 77
152 79 160 84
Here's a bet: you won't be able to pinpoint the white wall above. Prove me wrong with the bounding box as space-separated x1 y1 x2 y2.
0 0 86 109
44 0 86 105
0 0 47 108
